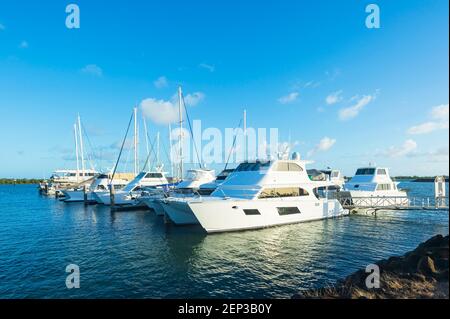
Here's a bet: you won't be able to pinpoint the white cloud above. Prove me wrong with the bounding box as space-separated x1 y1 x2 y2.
153 76 168 89
379 139 418 158
339 94 376 120
325 90 343 105
408 104 449 135
140 90 205 124
184 92 205 106
409 146 449 162
431 104 449 120
278 92 299 104
199 63 215 72
19 40 28 49
407 121 447 135
307 137 336 157
80 64 103 77
140 98 179 125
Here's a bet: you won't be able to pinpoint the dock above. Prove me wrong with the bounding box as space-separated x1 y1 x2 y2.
332 193 449 213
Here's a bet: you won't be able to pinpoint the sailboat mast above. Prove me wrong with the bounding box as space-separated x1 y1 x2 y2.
73 123 80 182
168 124 174 179
157 131 160 166
243 109 247 162
143 116 150 170
178 86 183 180
77 114 85 178
134 107 138 175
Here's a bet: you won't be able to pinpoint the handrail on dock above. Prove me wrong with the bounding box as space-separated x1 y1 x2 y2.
333 194 449 211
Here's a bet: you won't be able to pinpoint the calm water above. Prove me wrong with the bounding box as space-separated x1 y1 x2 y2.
0 182 448 298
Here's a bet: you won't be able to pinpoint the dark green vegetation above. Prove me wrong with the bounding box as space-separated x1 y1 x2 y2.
394 176 449 182
0 178 43 185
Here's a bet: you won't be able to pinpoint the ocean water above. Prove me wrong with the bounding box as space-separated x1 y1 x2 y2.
0 182 448 298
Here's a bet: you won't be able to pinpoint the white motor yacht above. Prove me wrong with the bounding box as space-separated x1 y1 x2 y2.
140 168 216 216
161 154 349 232
343 166 408 206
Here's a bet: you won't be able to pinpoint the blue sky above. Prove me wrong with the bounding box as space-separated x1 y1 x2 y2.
0 0 448 178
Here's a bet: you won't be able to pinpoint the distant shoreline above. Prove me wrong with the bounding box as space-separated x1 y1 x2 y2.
0 176 448 185
0 179 43 185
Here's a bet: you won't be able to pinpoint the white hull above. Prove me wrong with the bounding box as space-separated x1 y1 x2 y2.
62 190 96 202
140 198 165 216
93 191 133 206
160 199 199 225
188 198 349 233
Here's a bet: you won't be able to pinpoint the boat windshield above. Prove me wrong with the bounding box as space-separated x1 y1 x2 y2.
122 172 146 192
355 168 376 175
234 161 271 172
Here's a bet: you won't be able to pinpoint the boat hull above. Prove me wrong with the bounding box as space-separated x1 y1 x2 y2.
188 198 349 233
63 190 96 203
161 199 199 225
141 198 165 216
93 191 133 206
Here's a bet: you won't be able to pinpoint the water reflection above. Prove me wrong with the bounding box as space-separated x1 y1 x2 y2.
0 183 448 298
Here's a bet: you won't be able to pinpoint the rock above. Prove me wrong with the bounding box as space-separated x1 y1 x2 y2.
292 234 449 299
417 256 437 275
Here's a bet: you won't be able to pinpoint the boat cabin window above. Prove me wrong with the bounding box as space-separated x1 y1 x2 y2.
355 168 376 175
273 162 303 172
377 169 387 175
174 188 195 195
277 207 301 215
216 169 233 181
97 185 107 191
258 187 309 199
313 186 340 199
243 209 261 215
235 161 271 172
376 184 391 191
145 173 163 178
331 171 339 178
197 188 214 196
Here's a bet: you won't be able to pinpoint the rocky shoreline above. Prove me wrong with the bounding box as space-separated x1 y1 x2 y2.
293 234 449 299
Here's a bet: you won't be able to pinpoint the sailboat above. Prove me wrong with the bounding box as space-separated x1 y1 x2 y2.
42 115 98 196
95 107 170 206
138 86 216 216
